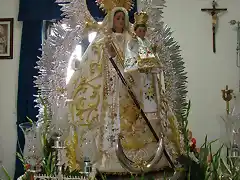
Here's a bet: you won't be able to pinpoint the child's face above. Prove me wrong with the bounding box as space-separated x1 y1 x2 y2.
135 26 146 39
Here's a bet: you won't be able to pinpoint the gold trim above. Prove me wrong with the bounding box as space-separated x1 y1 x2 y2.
96 0 134 13
134 11 149 27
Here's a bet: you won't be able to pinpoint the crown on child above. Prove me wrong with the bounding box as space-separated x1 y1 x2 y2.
134 11 149 26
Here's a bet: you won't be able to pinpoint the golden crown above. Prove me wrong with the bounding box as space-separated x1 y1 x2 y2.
96 0 134 13
134 11 149 26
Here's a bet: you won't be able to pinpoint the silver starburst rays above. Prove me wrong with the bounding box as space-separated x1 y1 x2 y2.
34 0 94 123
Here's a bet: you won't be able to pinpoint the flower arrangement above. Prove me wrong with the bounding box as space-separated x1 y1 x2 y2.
1 98 239 180
175 100 221 179
175 100 240 180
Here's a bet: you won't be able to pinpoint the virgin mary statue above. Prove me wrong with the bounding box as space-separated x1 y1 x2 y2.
65 0 183 174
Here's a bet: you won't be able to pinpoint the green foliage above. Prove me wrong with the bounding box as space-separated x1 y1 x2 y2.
37 96 57 176
180 100 191 155
15 94 240 180
62 166 83 177
26 116 33 125
1 165 11 180
15 95 57 177
40 135 56 176
195 142 240 180
16 152 25 166
42 152 56 176
219 156 240 180
194 136 220 179
178 100 229 180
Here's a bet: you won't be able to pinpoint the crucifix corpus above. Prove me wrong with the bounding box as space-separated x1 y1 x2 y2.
201 0 227 53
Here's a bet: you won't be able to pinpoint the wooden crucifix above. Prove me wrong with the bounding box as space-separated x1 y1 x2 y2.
201 0 227 53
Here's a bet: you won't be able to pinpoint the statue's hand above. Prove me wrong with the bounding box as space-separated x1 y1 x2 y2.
151 44 158 53
106 43 116 58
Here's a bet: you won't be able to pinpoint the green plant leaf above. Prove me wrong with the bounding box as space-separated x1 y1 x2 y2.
140 174 145 180
200 135 208 149
187 166 191 180
199 148 209 162
220 158 231 175
210 146 219 179
207 139 218 147
50 153 56 174
96 168 107 180
16 152 25 164
130 174 135 180
1 165 12 180
47 153 52 175
205 172 211 180
179 100 192 154
26 116 33 125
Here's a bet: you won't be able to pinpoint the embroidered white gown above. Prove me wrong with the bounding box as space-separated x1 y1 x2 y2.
65 8 182 173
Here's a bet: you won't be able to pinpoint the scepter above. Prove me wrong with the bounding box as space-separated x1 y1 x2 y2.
221 85 234 160
108 40 175 171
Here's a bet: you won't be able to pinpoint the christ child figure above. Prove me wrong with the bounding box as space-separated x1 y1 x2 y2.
123 11 165 140
124 11 162 73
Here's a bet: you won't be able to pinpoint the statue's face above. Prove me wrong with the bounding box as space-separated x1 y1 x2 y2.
135 26 146 39
113 11 125 31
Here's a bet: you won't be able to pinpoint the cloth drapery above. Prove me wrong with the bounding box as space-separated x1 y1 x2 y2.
15 0 62 178
15 0 137 179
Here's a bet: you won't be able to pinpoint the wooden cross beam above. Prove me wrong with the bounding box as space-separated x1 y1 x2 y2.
201 0 227 53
